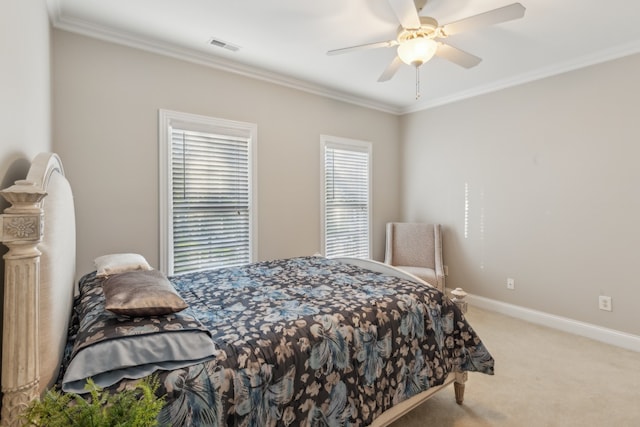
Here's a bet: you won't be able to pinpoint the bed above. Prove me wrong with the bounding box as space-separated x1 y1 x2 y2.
0 153 494 427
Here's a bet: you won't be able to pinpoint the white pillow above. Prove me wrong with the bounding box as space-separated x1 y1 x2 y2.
94 253 152 277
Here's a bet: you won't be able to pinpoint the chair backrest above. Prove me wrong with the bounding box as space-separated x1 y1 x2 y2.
385 223 436 269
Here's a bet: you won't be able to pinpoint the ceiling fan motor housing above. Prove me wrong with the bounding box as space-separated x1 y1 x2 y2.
397 16 439 42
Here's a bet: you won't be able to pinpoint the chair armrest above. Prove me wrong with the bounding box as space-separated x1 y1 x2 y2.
434 224 445 291
384 222 393 264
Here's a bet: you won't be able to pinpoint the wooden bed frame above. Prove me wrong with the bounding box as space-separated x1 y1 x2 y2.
0 152 468 427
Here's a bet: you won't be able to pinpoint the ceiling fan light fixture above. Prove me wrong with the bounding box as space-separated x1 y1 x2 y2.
397 37 437 67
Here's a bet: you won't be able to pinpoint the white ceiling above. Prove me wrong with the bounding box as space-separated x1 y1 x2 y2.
47 0 640 114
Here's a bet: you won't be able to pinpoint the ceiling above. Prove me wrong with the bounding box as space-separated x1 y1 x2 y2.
47 0 640 114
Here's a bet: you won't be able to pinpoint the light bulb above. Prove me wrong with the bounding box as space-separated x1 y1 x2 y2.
397 37 437 67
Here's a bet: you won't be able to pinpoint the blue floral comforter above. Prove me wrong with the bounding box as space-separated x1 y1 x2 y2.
71 256 494 426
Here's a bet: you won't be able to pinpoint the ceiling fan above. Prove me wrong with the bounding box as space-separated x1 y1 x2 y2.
327 0 526 96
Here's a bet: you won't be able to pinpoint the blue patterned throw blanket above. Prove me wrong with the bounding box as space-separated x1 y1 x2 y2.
66 256 494 426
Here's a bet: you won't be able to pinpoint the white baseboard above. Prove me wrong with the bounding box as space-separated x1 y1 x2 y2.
464 293 640 353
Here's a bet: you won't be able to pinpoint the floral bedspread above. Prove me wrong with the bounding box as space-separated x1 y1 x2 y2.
70 256 494 426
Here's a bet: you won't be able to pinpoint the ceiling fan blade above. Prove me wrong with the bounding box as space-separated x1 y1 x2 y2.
327 40 397 56
378 56 404 82
442 3 526 36
388 0 421 29
435 43 482 68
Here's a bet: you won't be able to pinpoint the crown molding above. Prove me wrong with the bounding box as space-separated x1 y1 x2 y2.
403 39 640 114
47 5 403 115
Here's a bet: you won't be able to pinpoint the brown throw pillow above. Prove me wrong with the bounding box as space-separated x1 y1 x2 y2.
102 270 187 316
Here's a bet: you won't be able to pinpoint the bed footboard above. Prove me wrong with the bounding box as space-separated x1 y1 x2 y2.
337 257 472 424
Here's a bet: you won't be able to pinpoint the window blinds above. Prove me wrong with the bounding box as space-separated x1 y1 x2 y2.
324 143 371 258
171 129 250 273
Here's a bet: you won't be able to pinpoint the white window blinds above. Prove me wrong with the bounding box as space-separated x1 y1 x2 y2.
322 136 371 259
159 110 256 275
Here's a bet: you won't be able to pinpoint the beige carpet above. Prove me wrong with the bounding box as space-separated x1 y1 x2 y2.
390 306 640 427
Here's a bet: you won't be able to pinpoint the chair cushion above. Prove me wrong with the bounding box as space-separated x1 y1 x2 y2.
395 266 437 288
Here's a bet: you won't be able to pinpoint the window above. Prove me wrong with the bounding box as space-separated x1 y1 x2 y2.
321 135 372 259
159 110 257 275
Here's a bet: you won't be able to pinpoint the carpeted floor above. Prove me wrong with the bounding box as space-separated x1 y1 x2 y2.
390 306 640 427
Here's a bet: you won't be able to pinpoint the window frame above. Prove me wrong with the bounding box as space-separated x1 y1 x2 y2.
320 134 372 259
159 109 258 275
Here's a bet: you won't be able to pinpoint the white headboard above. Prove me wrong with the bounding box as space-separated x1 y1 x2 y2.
0 153 76 426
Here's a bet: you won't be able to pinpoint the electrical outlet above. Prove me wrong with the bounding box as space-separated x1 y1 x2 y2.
598 296 612 312
507 277 515 290
444 265 449 276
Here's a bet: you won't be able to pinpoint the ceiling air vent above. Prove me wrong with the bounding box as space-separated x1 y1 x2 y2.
208 37 240 52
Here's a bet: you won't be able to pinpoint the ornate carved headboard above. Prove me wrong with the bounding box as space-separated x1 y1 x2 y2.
0 153 76 426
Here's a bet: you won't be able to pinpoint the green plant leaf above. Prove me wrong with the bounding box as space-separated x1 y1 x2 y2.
23 376 165 427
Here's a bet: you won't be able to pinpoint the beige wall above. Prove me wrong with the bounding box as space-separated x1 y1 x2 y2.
401 53 640 335
0 0 52 188
0 0 52 399
52 30 402 277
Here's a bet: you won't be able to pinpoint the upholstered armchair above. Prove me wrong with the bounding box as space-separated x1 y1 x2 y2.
384 222 445 292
